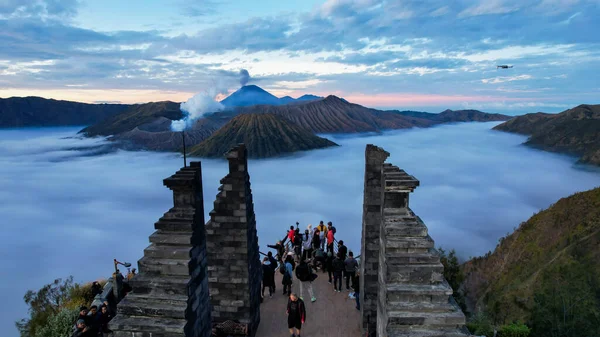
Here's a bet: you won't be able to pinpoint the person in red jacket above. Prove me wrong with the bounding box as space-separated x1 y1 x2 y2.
326 225 335 255
286 293 306 337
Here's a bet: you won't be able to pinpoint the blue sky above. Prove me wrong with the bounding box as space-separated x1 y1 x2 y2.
0 0 598 114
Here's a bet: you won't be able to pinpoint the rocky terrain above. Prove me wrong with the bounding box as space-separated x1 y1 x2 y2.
0 96 129 127
462 187 600 334
189 113 337 158
220 85 322 107
493 104 600 165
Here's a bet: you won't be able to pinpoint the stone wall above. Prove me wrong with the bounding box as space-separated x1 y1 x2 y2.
185 162 212 337
360 144 390 336
205 144 262 336
110 162 211 337
361 145 468 337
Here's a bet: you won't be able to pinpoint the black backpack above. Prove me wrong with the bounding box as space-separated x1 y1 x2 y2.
279 263 286 275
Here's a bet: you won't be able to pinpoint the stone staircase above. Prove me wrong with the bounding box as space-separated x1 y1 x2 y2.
110 165 204 337
375 161 468 337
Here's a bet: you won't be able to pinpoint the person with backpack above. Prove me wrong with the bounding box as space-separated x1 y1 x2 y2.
282 255 294 296
301 229 313 262
295 259 317 302
332 253 345 292
286 293 306 337
344 251 358 291
262 257 275 298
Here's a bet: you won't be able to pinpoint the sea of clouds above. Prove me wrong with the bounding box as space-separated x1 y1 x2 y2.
1 123 600 336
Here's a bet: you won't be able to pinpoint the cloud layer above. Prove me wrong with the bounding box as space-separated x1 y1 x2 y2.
0 0 598 113
1 123 600 335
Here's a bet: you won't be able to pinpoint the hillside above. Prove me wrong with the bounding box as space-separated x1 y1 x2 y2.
80 101 183 137
462 187 600 335
493 104 600 165
0 96 129 127
188 113 338 158
434 109 510 122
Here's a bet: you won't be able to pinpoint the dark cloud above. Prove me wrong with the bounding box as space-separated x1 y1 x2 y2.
2 124 600 336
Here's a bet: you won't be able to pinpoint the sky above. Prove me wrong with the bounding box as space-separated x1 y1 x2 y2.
0 0 599 114
2 123 600 336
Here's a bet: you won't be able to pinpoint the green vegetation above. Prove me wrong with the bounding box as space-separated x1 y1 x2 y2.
461 187 600 337
16 276 105 337
438 247 466 311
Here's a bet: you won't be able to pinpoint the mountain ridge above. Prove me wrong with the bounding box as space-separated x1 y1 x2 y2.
493 104 600 165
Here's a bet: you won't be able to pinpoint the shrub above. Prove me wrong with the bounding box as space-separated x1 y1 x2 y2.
498 322 530 337
33 307 78 337
466 313 495 337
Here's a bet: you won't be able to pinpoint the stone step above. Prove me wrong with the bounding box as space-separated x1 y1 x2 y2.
154 218 195 232
385 236 435 249
138 256 189 276
144 244 191 260
384 309 466 327
386 251 441 265
385 282 453 303
110 315 186 336
149 231 193 246
116 293 187 319
129 274 189 297
384 222 428 237
385 327 469 337
386 299 462 313
386 263 445 284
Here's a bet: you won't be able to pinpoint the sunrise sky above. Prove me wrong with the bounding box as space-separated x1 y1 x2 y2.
1 0 598 113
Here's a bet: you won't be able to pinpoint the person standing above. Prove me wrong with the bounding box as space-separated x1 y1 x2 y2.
262 257 275 298
326 225 335 255
312 229 321 251
286 293 306 337
295 259 316 302
325 251 334 283
338 240 348 261
294 229 303 261
344 251 358 291
301 229 313 262
267 240 285 262
282 255 294 296
316 221 327 251
332 253 345 292
353 271 360 310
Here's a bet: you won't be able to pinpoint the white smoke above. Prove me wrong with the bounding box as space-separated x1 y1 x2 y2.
239 69 250 87
170 89 225 132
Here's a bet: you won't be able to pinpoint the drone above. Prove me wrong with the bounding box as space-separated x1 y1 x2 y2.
497 65 513 69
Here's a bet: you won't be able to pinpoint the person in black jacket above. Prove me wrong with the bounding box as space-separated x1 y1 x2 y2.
295 259 316 302
286 293 306 337
325 251 334 283
262 257 275 298
267 240 286 262
338 240 348 260
332 253 345 292
71 319 94 337
98 304 113 336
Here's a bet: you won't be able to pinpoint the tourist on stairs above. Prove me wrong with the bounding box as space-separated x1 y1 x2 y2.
98 304 113 336
301 229 313 262
332 253 345 292
295 259 317 302
325 251 334 283
71 319 94 337
316 221 327 250
287 293 306 337
282 255 294 296
344 251 358 291
262 257 275 298
338 240 348 260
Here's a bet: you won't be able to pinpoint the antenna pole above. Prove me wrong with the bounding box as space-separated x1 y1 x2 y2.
182 131 187 168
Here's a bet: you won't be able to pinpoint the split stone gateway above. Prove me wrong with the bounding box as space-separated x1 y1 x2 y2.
109 143 469 337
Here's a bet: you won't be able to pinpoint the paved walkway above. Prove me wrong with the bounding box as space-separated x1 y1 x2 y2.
256 267 362 337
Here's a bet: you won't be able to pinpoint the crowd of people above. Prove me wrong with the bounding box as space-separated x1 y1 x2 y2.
71 267 136 337
264 221 361 337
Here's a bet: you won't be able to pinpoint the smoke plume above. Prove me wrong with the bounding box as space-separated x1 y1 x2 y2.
170 89 224 132
239 69 250 87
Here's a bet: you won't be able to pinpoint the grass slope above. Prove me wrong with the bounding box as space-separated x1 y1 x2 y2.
462 187 600 328
189 113 338 158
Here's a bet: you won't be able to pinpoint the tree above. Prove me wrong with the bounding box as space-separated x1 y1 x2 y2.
439 247 467 311
16 277 76 337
